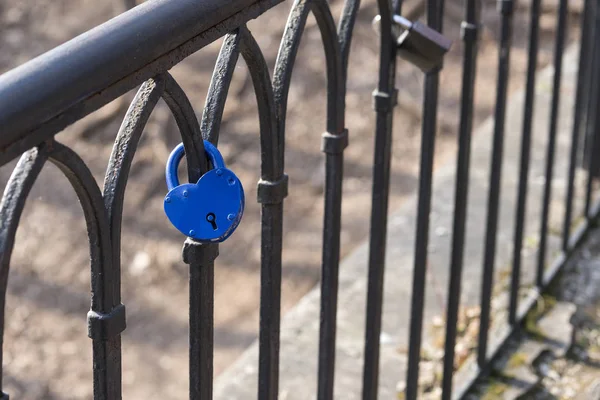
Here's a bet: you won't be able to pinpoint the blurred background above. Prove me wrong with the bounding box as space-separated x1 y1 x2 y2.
0 0 582 398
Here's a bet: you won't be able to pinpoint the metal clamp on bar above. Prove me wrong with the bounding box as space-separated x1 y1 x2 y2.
460 22 479 43
182 240 219 265
87 303 126 341
372 15 453 73
372 89 398 112
257 174 289 205
321 130 349 154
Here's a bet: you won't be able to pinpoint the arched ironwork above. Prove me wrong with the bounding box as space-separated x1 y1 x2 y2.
0 0 596 398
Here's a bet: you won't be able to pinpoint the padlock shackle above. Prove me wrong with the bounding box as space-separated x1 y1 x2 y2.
392 15 412 30
165 140 226 191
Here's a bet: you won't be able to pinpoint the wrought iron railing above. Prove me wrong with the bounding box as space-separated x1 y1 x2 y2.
0 0 598 398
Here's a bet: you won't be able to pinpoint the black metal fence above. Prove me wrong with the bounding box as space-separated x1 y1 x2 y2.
0 0 598 398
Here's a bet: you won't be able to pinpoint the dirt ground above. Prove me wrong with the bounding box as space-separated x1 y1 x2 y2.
0 0 582 398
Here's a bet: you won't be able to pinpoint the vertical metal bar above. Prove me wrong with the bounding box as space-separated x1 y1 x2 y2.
184 241 218 400
563 0 593 250
584 0 600 216
0 148 48 400
582 2 600 185
48 142 124 400
91 337 123 400
508 0 542 324
317 154 344 400
477 0 514 368
237 26 284 400
405 0 445 397
361 0 400 398
535 0 568 287
361 94 395 399
258 204 283 400
584 130 597 216
579 0 596 154
306 5 347 399
585 102 600 216
440 0 480 397
405 63 439 400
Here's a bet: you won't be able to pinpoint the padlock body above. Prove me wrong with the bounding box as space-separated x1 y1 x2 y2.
164 167 245 242
397 21 452 73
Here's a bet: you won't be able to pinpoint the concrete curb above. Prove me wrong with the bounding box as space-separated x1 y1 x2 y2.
214 44 581 399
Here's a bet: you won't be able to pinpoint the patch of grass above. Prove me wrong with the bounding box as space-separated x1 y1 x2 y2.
507 351 528 369
525 294 558 338
524 234 540 250
542 294 558 309
481 377 510 400
548 224 562 237
571 215 585 231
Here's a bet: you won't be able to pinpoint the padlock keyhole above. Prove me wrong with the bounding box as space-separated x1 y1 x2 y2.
206 213 218 231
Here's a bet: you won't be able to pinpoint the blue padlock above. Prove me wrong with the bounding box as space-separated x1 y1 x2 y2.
164 140 245 242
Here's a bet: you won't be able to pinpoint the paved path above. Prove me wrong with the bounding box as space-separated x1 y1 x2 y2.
215 44 583 398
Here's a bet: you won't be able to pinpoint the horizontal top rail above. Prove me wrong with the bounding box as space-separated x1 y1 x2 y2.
0 0 281 166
